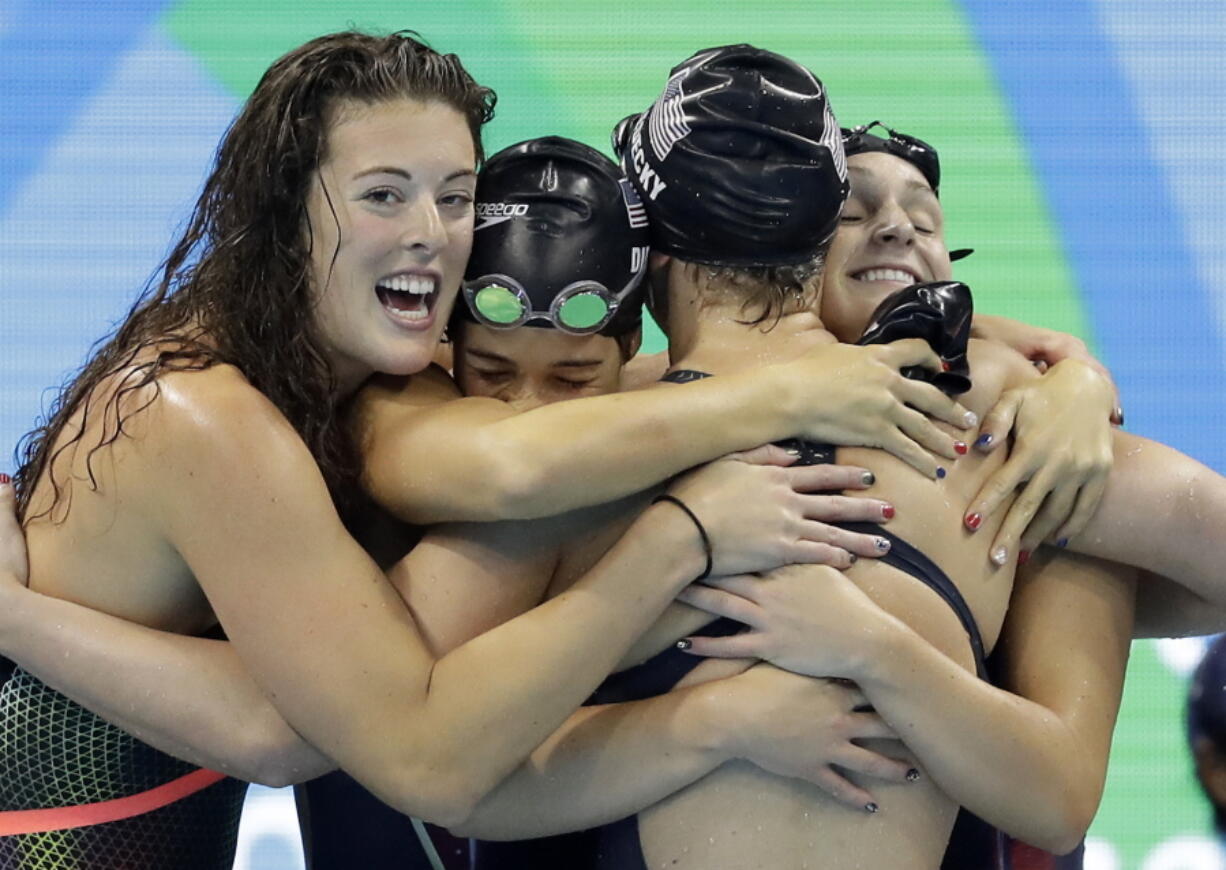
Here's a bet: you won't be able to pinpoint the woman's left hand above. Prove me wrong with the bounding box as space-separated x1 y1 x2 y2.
674 565 899 680
0 477 29 586
963 359 1115 564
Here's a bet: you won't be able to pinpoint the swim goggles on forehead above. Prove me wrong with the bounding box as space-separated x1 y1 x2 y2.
842 121 941 194
841 121 973 262
462 275 633 335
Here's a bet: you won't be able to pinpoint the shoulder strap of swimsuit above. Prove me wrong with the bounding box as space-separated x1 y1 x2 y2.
660 369 713 384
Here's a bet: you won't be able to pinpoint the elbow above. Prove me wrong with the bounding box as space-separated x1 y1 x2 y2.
486 452 547 521
1023 789 1099 855
380 766 487 829
236 734 320 789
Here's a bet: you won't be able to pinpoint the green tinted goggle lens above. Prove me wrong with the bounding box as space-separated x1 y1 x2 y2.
557 292 611 330
473 285 524 325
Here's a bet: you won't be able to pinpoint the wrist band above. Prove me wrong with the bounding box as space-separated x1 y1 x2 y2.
651 494 713 581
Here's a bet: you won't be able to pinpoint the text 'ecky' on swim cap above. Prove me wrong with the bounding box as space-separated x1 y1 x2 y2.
611 44 849 268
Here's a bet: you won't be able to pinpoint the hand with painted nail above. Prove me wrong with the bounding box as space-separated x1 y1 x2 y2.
674 565 899 680
714 663 913 811
964 359 1115 565
778 340 977 481
666 446 900 572
970 314 1121 419
0 476 29 587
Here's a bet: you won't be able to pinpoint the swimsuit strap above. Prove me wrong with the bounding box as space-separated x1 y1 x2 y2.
660 369 713 383
839 523 988 678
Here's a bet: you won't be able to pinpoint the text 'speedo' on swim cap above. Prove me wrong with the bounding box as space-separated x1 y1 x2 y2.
459 136 651 336
612 44 848 268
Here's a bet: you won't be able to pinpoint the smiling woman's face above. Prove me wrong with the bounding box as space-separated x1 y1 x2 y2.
820 151 953 342
308 97 477 391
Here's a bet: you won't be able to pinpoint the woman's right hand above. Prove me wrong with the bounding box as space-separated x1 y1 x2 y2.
665 445 897 573
712 663 912 811
776 339 977 478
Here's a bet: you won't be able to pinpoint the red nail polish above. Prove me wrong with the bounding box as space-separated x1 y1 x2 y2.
941 360 951 372
881 504 895 520
1017 549 1031 566
0 473 10 485
954 441 968 455
965 513 982 531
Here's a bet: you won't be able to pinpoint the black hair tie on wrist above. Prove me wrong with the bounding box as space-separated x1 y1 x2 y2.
651 494 714 581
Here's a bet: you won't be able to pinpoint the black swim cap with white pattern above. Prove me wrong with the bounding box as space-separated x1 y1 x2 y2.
612 44 848 267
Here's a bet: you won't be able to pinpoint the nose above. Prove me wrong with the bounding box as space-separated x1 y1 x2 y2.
871 205 916 248
401 193 447 257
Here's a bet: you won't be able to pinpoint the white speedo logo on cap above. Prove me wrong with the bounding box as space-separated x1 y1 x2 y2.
474 202 529 231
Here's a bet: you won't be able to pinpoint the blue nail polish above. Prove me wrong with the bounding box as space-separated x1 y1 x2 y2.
936 467 947 479
1056 538 1069 548
975 433 993 448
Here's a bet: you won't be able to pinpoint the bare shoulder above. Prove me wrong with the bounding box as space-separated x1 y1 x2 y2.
359 366 461 414
967 338 1040 394
146 364 306 465
354 365 510 442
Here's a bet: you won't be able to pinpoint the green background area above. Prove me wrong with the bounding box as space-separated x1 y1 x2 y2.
163 2 1205 864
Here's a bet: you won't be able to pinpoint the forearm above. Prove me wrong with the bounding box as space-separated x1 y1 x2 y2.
373 368 803 524
0 585 331 786
347 504 707 823
852 618 1109 851
456 684 727 839
1071 431 1226 605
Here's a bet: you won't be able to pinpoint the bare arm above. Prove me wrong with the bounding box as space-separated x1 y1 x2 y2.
1133 570 1226 638
0 586 330 787
141 370 842 825
678 550 1134 852
1067 430 1226 608
357 340 976 524
397 499 906 838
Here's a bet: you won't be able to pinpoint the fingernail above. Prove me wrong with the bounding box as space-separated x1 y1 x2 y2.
1112 407 1125 427
861 471 875 486
848 553 858 564
974 433 993 449
963 411 979 428
954 441 968 456
941 360 951 372
881 504 895 520
675 639 692 651
786 447 801 456
965 512 981 531
875 537 891 552
991 546 1009 566
1056 537 1069 549
865 802 879 814
906 768 921 782
1017 549 1031 566
935 467 947 480
0 473 10 485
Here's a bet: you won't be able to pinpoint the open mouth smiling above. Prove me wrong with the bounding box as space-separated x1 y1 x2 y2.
375 272 438 324
850 266 921 285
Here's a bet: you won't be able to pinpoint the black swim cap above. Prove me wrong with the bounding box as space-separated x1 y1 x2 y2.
460 136 650 336
612 44 848 268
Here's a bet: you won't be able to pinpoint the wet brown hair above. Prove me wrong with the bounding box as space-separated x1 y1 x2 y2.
647 251 828 336
15 30 495 520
